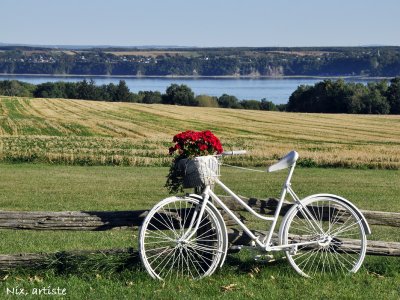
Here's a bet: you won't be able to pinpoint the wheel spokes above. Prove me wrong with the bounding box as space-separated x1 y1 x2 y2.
284 198 366 277
140 197 223 280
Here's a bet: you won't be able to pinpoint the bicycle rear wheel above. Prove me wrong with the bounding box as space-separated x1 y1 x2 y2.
280 196 367 277
139 196 225 280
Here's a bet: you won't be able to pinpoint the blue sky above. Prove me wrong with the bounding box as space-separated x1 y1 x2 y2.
1 0 399 47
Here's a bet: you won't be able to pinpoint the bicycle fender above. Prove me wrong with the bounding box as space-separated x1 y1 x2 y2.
188 193 229 267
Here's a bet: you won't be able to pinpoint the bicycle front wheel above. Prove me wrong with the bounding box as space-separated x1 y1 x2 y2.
280 196 367 277
139 196 225 280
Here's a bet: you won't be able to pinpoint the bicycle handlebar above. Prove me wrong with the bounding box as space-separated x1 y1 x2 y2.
221 150 247 156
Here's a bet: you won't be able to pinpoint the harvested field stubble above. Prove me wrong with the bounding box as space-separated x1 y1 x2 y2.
0 96 399 168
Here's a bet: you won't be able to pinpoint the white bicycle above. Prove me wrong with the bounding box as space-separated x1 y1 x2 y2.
139 151 371 280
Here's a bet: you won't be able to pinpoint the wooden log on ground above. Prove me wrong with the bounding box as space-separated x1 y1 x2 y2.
0 196 398 231
0 248 138 271
219 195 400 227
359 210 400 227
0 234 399 271
0 207 239 231
226 228 400 256
0 210 149 230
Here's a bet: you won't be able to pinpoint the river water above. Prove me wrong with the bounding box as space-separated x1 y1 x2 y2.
0 75 378 104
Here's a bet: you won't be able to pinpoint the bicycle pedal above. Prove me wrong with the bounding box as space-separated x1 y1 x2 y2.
289 245 298 255
254 254 275 262
228 245 242 254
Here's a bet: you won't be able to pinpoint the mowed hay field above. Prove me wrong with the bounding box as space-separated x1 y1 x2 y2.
0 96 400 168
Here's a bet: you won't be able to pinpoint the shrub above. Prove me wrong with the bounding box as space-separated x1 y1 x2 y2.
196 95 219 107
139 91 162 104
218 94 241 108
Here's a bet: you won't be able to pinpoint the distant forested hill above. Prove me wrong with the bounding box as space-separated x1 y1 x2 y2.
0 46 399 77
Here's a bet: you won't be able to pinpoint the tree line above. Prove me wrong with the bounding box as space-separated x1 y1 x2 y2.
287 78 400 114
1 78 399 114
0 80 282 111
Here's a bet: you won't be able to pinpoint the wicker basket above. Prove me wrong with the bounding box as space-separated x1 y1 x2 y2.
176 156 220 188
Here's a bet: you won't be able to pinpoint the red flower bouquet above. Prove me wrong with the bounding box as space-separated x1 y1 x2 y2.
169 130 223 158
166 130 223 193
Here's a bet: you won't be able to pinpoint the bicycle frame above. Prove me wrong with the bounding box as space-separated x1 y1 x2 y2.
182 161 322 252
140 151 370 279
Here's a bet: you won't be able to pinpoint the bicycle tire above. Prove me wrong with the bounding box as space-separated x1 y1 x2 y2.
139 196 225 280
280 195 367 277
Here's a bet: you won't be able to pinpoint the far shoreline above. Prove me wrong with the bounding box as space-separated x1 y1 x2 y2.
0 73 394 80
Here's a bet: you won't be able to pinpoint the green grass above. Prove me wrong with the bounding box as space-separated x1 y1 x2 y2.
1 164 398 211
0 164 399 299
1 258 399 300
